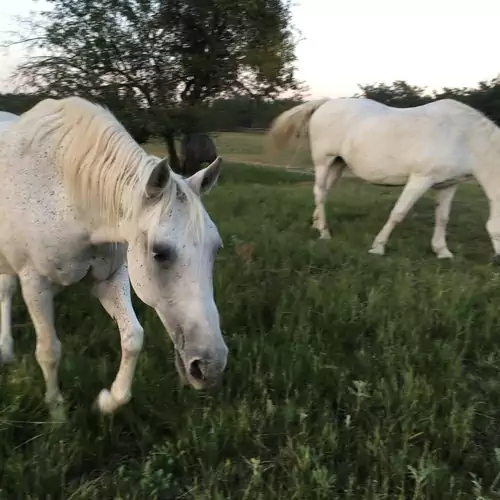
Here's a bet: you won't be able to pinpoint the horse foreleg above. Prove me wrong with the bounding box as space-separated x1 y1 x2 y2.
474 175 500 264
312 161 343 239
431 184 457 259
369 175 434 255
19 271 65 421
0 275 17 364
92 263 144 414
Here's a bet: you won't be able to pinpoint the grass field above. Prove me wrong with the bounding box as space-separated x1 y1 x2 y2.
2 160 500 499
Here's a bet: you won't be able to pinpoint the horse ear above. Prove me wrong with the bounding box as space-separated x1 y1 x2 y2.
146 157 170 198
186 156 222 195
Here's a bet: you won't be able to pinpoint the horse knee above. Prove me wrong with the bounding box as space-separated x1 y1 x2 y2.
487 217 500 236
485 217 500 261
121 325 144 356
35 338 61 365
435 212 449 226
389 211 405 224
0 275 16 299
313 184 327 204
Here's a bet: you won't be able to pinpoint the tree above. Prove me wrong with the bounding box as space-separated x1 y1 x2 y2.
9 0 304 172
357 80 432 108
434 77 500 125
355 76 500 128
0 93 50 115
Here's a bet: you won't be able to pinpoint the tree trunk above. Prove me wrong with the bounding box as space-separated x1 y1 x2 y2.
163 133 181 174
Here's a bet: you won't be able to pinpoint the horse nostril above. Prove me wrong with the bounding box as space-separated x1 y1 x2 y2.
188 358 206 382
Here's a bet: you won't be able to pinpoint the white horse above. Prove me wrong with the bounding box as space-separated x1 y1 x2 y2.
267 97 500 260
0 96 227 420
0 110 18 123
0 111 20 370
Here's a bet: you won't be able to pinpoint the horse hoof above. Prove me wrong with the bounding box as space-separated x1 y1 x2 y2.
96 388 130 414
368 246 385 256
48 403 67 423
96 389 118 414
0 350 15 365
437 250 454 259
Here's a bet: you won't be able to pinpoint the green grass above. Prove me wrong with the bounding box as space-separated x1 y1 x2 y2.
1 162 500 499
144 130 313 171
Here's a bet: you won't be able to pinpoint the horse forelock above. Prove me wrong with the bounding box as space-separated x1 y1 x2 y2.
140 168 208 249
12 96 208 242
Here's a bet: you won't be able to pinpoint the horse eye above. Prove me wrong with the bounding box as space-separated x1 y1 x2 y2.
152 244 175 264
153 251 170 263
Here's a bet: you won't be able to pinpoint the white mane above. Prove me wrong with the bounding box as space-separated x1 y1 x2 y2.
14 96 206 241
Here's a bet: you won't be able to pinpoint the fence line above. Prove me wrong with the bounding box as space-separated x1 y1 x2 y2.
212 127 267 134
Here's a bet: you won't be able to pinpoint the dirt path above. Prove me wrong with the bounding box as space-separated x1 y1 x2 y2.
228 158 357 178
238 160 312 175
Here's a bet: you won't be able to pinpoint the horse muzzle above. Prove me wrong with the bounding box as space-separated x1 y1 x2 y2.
174 347 227 390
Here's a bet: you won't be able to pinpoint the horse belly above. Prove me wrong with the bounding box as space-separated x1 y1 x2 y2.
348 158 410 186
342 127 414 186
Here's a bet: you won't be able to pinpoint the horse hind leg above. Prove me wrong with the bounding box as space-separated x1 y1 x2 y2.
485 202 500 265
312 157 344 239
0 274 17 364
369 174 434 255
431 184 457 259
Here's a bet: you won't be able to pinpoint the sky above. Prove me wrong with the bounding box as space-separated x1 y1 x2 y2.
1 0 499 98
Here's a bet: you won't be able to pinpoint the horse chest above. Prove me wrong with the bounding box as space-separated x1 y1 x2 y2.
43 243 95 286
40 243 122 286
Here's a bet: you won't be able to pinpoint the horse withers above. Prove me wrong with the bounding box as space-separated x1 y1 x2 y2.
0 97 227 420
267 97 500 260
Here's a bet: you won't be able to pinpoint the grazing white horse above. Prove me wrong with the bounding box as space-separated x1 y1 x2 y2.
0 111 20 371
0 96 227 420
267 97 500 259
0 110 18 123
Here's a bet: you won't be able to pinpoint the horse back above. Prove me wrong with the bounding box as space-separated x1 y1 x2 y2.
308 97 494 182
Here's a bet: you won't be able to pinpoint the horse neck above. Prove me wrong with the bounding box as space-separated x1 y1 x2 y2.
89 223 130 245
479 120 500 166
465 118 500 193
490 123 500 153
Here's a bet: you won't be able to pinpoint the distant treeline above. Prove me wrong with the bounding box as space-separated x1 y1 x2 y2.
0 93 302 134
2 76 500 138
358 78 500 126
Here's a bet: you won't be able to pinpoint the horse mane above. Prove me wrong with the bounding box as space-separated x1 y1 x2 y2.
14 96 206 241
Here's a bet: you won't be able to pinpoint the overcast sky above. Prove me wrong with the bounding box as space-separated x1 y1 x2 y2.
1 0 499 98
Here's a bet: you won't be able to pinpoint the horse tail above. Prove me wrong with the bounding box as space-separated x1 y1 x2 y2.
266 98 330 153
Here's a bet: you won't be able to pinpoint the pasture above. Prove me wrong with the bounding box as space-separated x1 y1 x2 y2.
144 130 313 171
1 134 500 499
